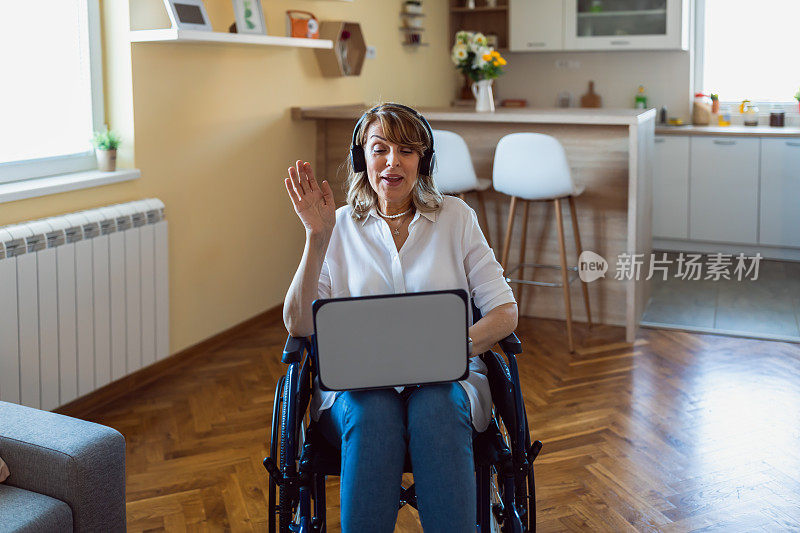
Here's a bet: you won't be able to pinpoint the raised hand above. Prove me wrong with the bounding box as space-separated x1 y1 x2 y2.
285 160 336 237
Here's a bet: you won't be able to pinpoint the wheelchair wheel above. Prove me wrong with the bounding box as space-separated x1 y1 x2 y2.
489 416 525 533
268 375 285 533
279 363 300 531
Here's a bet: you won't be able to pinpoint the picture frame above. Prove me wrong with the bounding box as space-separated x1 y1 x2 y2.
163 0 213 31
232 0 267 35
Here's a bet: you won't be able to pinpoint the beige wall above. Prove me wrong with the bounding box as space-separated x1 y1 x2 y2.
0 0 454 356
495 49 693 121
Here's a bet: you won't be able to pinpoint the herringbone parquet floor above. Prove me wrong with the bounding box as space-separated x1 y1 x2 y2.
77 317 800 532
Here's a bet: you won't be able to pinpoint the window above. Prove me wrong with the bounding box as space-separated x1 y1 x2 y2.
696 0 800 107
0 0 104 185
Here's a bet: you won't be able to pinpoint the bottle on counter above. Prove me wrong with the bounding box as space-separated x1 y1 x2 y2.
743 101 759 126
769 105 785 127
718 105 732 126
692 93 712 125
659 106 668 124
634 85 647 109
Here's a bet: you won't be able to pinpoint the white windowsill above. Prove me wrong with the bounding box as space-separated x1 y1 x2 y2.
0 168 141 204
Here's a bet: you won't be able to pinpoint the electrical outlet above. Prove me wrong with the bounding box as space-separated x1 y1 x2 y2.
366 46 377 59
567 60 581 69
554 59 569 69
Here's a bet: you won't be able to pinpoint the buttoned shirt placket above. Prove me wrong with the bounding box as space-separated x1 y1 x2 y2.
375 211 423 294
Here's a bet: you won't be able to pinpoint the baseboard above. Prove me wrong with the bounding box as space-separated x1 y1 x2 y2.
653 239 800 262
55 304 284 419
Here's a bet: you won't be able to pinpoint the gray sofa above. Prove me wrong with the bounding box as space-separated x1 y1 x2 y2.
0 401 126 532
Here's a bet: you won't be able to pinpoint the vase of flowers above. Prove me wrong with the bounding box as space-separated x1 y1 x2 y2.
451 31 507 112
91 127 121 172
795 87 800 114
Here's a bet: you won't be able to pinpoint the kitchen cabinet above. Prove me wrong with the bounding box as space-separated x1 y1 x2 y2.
689 137 760 244
564 0 689 51
509 0 564 51
652 136 689 239
760 138 800 248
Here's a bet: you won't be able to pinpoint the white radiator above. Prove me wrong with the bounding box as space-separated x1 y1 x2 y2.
0 199 169 410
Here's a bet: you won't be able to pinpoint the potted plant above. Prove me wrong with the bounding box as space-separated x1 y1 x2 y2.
451 31 507 112
795 87 800 114
91 127 121 172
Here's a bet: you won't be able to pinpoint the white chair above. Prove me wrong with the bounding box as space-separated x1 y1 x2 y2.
432 130 493 247
493 133 591 352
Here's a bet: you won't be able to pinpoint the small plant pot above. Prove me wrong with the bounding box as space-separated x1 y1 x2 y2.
96 149 117 172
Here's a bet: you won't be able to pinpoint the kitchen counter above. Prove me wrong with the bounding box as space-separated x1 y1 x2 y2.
294 104 654 126
656 124 800 137
293 104 656 342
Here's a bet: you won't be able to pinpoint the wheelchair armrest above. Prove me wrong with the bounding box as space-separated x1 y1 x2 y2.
498 332 522 355
283 335 310 364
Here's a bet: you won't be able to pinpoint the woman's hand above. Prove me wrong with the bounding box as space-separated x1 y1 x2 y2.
285 160 336 237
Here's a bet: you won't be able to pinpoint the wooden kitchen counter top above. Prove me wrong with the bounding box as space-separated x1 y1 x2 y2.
293 104 655 126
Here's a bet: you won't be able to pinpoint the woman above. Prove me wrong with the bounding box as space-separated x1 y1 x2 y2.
283 102 517 532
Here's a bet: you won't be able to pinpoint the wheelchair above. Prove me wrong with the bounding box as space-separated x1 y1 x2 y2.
263 305 543 532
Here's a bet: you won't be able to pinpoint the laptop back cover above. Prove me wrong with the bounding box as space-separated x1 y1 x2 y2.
313 289 469 391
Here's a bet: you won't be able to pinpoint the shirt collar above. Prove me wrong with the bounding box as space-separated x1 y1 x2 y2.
361 205 438 225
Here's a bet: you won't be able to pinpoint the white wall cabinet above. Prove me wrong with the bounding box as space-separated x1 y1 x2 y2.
689 137 760 244
652 136 689 239
760 139 800 248
563 0 689 51
509 0 565 51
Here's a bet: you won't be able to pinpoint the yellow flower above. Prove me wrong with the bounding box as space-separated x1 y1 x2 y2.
491 51 500 58
498 58 507 66
492 60 500 66
482 53 492 61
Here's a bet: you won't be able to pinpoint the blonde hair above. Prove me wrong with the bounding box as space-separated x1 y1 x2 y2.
344 103 443 220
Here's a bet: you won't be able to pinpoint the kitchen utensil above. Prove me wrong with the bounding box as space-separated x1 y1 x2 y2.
580 81 602 108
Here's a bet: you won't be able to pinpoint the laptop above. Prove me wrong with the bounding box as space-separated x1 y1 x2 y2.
312 289 470 391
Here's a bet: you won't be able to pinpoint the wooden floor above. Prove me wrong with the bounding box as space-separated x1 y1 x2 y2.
73 316 800 532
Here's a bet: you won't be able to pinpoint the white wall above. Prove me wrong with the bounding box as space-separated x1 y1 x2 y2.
495 50 693 120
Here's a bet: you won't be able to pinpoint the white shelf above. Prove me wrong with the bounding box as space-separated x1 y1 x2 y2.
129 28 333 49
577 9 666 17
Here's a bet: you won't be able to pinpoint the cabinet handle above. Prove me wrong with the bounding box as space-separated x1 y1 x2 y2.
786 141 800 147
610 40 630 45
713 140 737 145
527 42 546 47
654 138 666 143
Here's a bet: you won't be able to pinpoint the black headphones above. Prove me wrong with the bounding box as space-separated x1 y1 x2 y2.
350 103 436 176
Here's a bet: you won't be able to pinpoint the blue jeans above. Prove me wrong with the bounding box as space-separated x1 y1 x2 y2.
316 382 476 532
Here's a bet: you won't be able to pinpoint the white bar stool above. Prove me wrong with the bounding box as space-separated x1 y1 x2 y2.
432 129 493 247
493 133 592 352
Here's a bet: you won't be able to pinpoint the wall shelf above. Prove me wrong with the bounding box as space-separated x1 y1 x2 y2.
451 6 508 12
314 21 366 77
129 28 333 49
449 0 509 50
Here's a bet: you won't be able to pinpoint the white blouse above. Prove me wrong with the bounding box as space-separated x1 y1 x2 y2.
311 195 516 432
